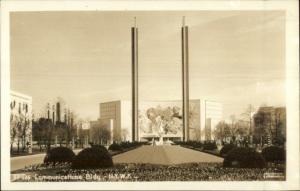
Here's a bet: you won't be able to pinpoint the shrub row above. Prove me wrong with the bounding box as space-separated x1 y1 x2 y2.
108 143 123 151
176 141 285 168
108 141 144 151
220 144 236 157
223 147 266 168
220 144 285 161
72 145 113 169
44 145 113 169
222 145 285 168
175 141 217 151
44 147 75 164
261 146 285 162
44 144 285 170
44 141 145 169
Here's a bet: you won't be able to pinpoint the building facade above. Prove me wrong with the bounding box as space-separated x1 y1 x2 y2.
97 99 222 143
10 91 33 153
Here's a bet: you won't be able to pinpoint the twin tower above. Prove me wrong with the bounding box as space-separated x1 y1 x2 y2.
131 17 190 142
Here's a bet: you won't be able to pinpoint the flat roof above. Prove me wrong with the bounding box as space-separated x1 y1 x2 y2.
10 90 32 101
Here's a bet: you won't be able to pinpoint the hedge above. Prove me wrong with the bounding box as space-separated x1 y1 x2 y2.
72 145 113 169
261 146 285 162
223 147 266 168
220 144 236 156
44 147 75 165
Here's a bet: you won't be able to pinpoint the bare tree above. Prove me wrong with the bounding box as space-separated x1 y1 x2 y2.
229 115 238 143
32 98 80 150
241 104 255 143
10 101 31 153
189 104 200 140
121 128 129 141
32 118 52 151
214 121 231 144
10 113 17 153
253 108 271 146
90 122 111 145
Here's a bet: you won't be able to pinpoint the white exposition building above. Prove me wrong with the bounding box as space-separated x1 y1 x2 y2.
10 91 33 153
96 100 222 142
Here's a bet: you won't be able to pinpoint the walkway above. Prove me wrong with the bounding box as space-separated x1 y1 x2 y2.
113 145 223 165
11 149 81 171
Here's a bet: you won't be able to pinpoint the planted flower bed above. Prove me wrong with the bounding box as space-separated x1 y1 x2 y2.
12 162 285 182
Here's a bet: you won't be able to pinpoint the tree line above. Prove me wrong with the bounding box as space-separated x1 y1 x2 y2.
10 100 31 153
214 105 286 147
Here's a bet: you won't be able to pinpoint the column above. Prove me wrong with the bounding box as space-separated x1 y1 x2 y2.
182 17 189 141
132 17 139 142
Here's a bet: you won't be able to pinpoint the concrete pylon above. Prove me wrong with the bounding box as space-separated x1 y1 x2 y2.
182 16 189 141
131 17 139 142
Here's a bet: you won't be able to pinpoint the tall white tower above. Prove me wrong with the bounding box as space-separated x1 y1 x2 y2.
131 17 139 142
182 16 190 141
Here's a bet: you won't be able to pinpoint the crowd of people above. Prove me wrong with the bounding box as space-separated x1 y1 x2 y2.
15 163 285 181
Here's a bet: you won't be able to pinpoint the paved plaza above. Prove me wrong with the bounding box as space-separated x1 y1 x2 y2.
10 149 82 171
11 146 223 171
113 145 223 165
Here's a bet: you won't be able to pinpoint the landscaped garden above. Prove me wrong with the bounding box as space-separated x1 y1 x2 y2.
12 162 284 182
11 143 285 182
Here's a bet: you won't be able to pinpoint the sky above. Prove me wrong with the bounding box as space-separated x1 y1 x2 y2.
10 11 285 120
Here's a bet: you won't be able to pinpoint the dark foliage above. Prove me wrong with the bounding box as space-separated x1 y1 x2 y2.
91 144 108 152
220 144 236 156
202 141 217 151
174 141 202 148
223 147 266 168
187 141 202 148
44 147 75 164
261 146 285 162
119 141 143 149
175 141 217 150
72 146 113 169
108 143 123 151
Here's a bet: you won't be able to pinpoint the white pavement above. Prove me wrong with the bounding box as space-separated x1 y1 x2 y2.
11 149 81 171
113 145 223 165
